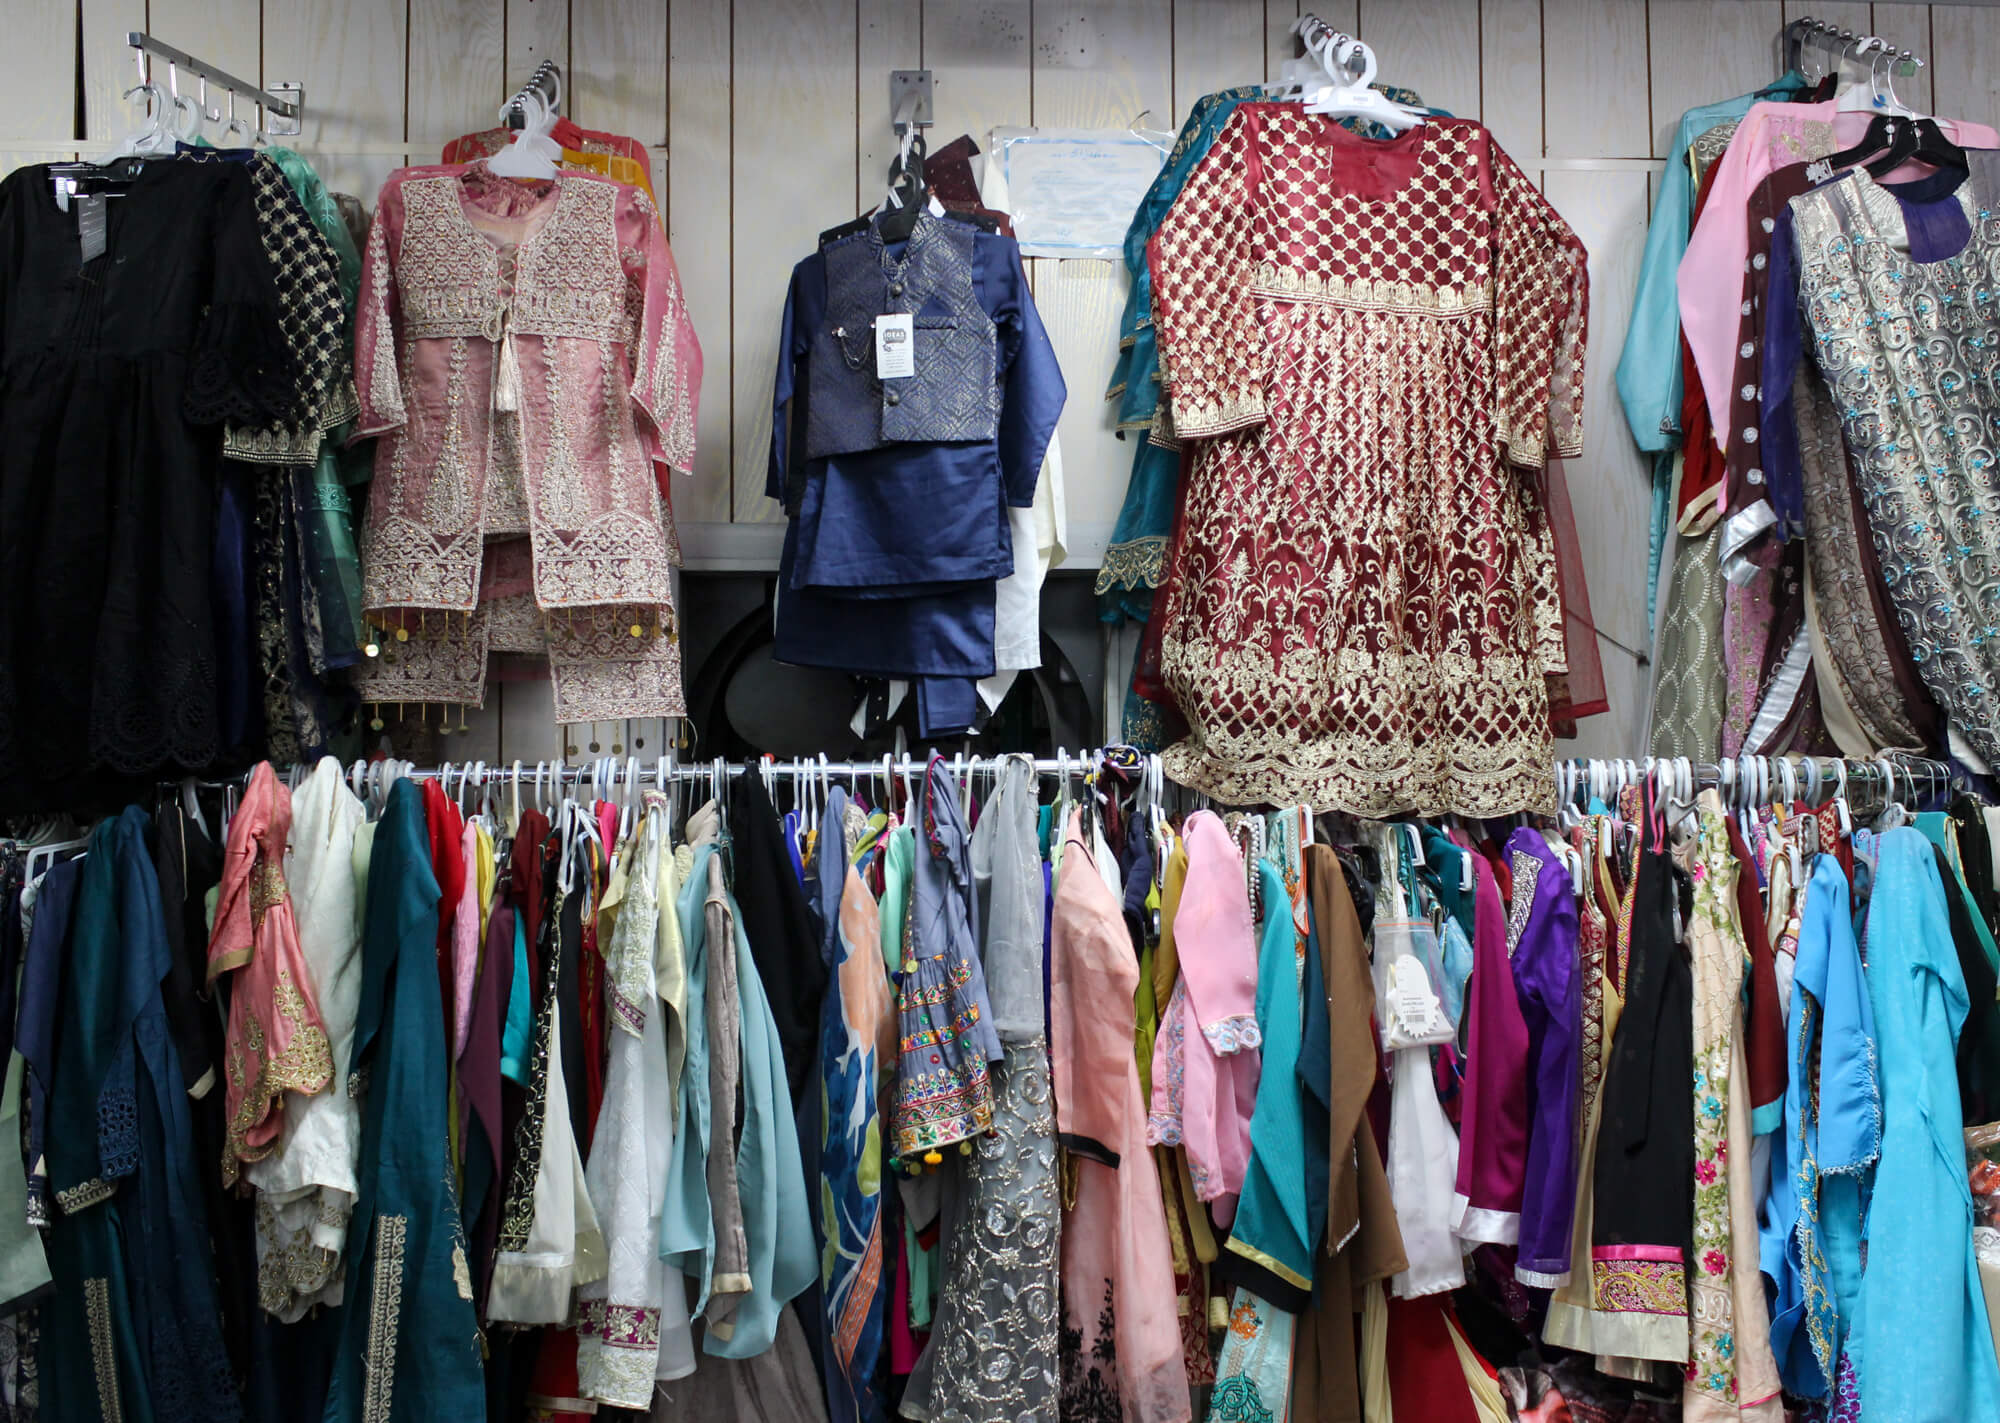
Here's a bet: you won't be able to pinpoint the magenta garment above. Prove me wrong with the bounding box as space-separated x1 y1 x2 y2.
1506 829 1582 1287
1146 810 1261 1222
1450 854 1530 1244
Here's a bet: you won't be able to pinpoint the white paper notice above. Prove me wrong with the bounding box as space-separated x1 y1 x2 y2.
992 127 1166 259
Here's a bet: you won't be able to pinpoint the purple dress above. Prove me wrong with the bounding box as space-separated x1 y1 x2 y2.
1507 829 1582 1286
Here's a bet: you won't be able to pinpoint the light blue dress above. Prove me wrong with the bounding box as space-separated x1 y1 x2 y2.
1851 828 2000 1420
1613 72 1807 636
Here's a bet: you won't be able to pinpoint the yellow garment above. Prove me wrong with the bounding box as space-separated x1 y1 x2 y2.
1362 1280 1392 1423
559 147 655 205
476 822 496 938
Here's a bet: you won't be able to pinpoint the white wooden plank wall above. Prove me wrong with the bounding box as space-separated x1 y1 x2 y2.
2 0 1995 766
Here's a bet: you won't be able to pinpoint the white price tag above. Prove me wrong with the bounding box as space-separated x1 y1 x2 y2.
875 313 915 379
1387 954 1453 1046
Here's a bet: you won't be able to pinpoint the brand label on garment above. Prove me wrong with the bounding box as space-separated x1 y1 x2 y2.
76 195 106 265
875 313 915 379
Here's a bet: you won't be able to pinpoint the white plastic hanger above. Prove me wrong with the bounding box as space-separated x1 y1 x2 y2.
488 83 563 180
1302 37 1425 131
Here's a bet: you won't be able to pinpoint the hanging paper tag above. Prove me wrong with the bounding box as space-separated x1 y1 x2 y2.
1388 954 1453 1045
875 313 915 379
77 194 106 265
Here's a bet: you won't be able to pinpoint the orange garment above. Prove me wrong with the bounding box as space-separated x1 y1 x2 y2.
206 761 335 1187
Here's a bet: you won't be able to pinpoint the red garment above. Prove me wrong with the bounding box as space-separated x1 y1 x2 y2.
206 762 335 1187
1147 110 1587 816
575 838 606 1153
1727 819 1787 1123
1675 162 1729 532
1382 1296 1481 1423
423 782 467 1050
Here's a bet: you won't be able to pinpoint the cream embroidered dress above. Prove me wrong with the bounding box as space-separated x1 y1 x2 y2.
246 757 367 1321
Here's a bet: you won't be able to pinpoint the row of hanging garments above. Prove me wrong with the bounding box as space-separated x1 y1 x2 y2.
0 64 705 819
1626 18 2000 774
765 130 1069 738
1086 19 1607 818
6 745 1991 1423
0 87 375 811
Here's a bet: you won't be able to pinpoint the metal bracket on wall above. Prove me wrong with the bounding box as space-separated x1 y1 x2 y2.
890 70 933 132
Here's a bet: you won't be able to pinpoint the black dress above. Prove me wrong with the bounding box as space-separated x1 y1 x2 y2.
0 161 292 810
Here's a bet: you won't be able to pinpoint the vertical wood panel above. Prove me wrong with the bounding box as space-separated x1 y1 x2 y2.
668 0 734 523
732 0 858 524
1173 0 1267 122
409 0 507 150
1869 6 1934 116
150 0 260 87
1541 0 1649 158
1648 0 1783 158
573 2 668 150
1032 0 1172 129
924 0 1031 150
1358 0 1481 122
506 0 570 92
1479 0 1543 160
1934 5 2000 131
1542 166 1654 757
0 0 73 179
81 0 148 147
859 0 922 208
1031 0 1171 540
264 0 408 197
1264 0 1303 85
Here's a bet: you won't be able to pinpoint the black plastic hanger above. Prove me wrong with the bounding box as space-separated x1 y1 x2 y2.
1865 115 1967 178
1820 112 1898 172
876 133 928 244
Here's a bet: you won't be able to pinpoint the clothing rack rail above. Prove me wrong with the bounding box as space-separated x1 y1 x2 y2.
125 31 302 136
163 752 1959 813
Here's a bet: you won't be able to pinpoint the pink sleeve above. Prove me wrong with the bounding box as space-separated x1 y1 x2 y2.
1177 815 1261 1056
351 176 407 438
621 187 703 475
1678 107 1774 456
452 822 481 1061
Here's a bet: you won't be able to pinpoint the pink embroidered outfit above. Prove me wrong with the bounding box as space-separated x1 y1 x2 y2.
1053 811 1192 1423
352 162 703 723
206 761 336 1189
1146 810 1261 1224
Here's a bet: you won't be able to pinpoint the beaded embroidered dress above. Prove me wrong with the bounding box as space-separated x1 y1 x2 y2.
1147 112 1588 816
1789 154 2000 765
351 163 702 724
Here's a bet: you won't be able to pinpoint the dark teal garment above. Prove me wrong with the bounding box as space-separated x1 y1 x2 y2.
42 809 241 1423
322 781 484 1423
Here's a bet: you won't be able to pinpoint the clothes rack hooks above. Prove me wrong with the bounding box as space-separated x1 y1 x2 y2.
126 32 302 136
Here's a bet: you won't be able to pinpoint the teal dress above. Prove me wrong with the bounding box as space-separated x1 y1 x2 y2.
42 810 241 1423
322 781 484 1423
1850 828 2000 1419
1613 73 1806 636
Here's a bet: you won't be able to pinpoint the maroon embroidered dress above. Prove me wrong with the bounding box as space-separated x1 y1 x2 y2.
351 163 702 723
1148 111 1587 816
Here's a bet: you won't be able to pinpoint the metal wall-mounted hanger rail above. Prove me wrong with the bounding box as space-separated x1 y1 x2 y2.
126 32 301 138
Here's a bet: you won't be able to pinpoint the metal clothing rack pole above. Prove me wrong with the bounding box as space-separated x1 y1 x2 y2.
171 751 1960 809
126 32 303 136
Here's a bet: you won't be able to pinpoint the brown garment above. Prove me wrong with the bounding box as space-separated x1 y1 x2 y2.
1294 847 1407 1422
